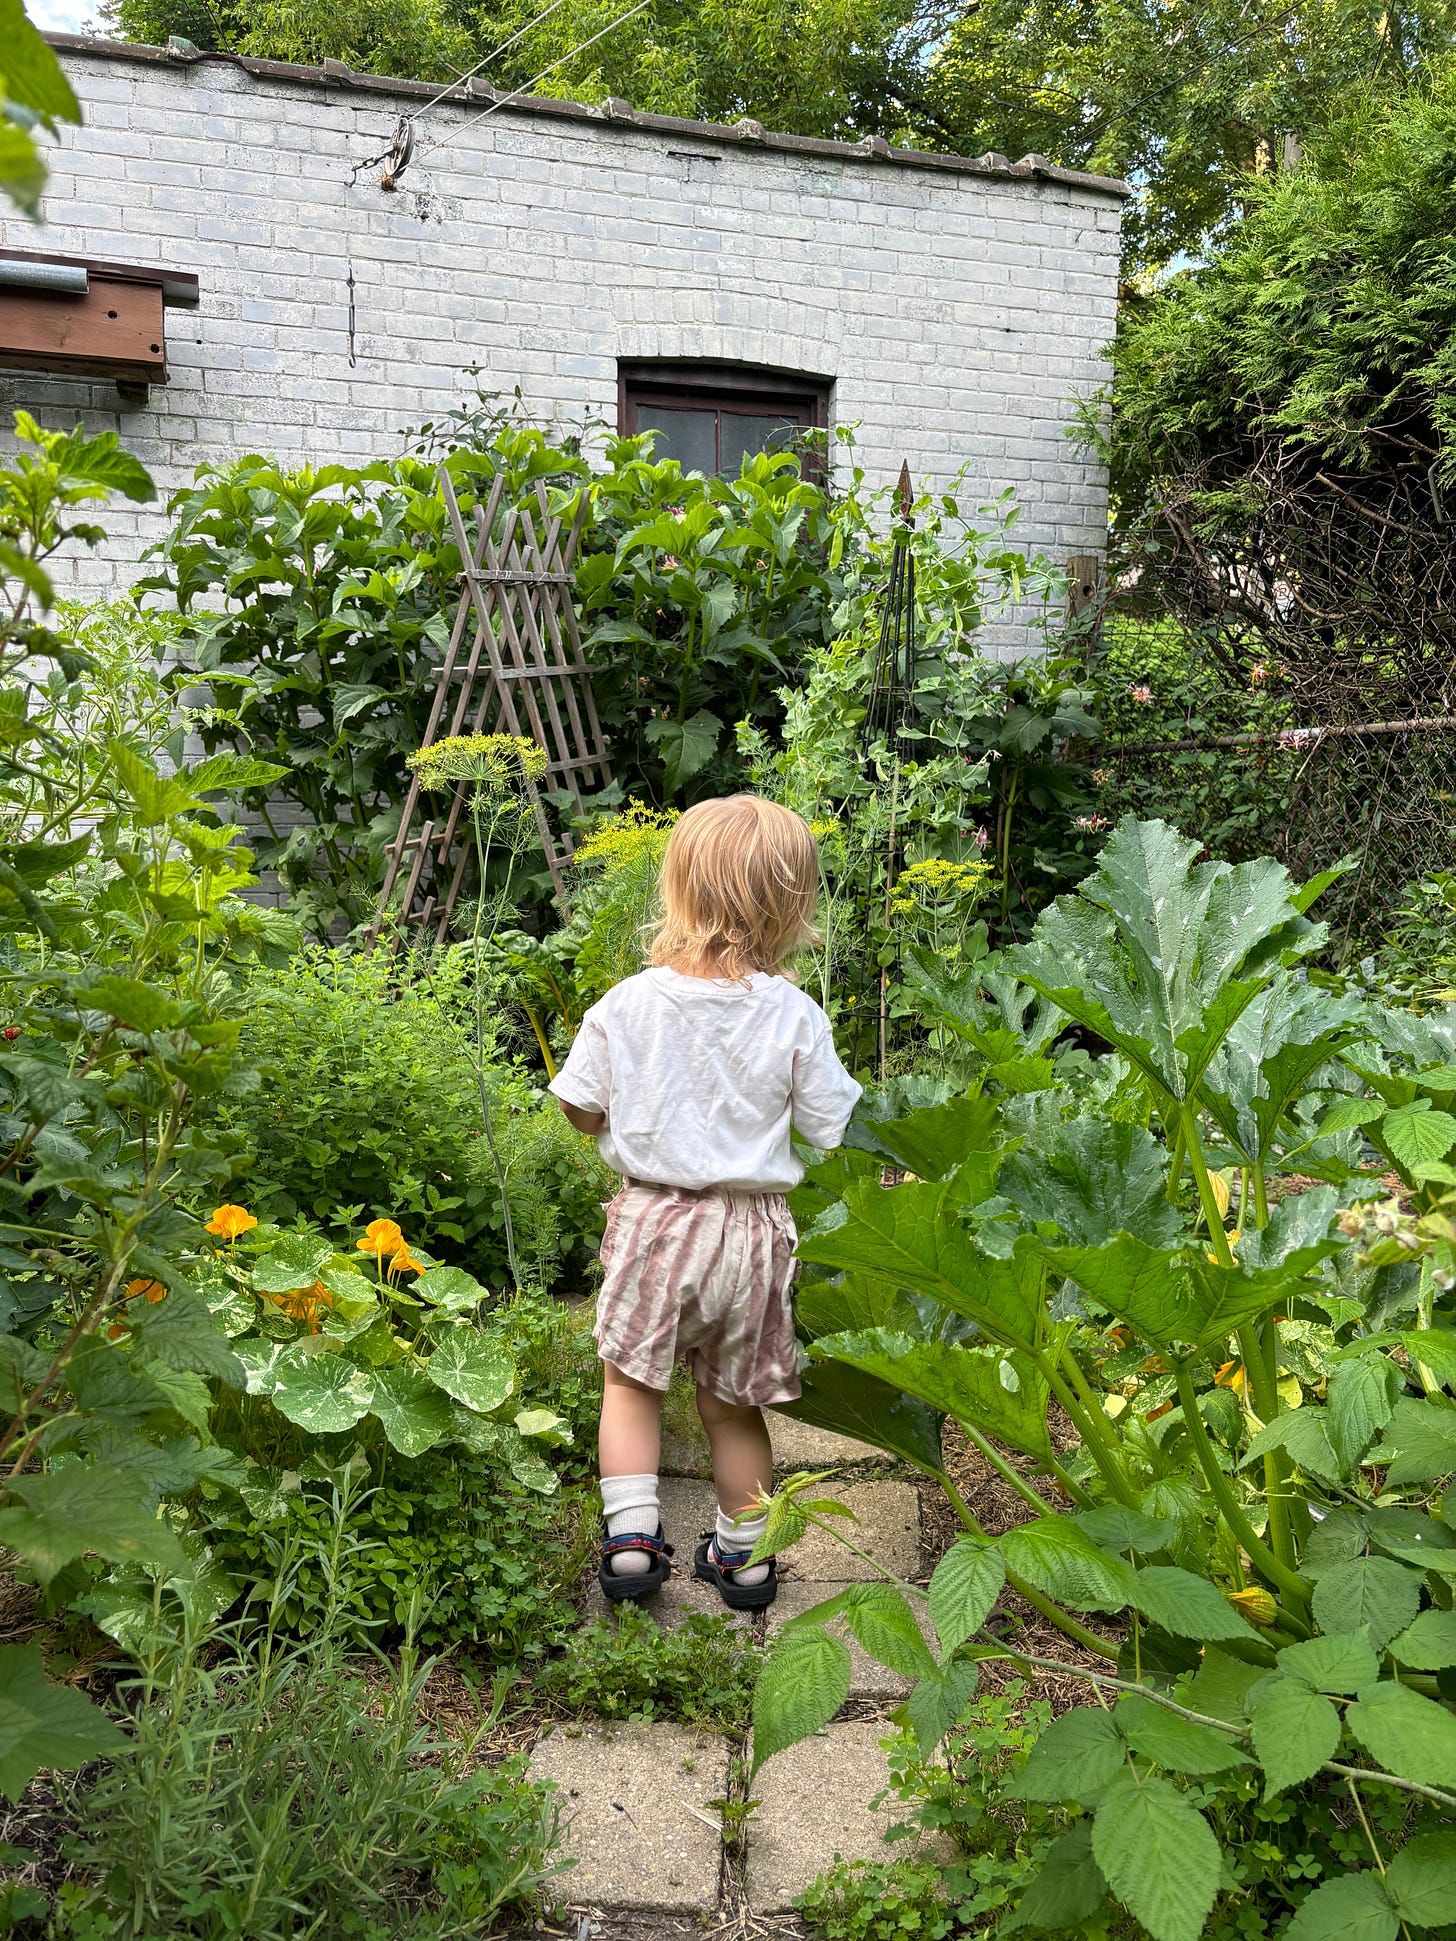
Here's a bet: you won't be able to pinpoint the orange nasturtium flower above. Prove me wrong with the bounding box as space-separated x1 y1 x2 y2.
1227 1586 1277 1626
1214 1361 1247 1395
270 1279 334 1331
206 1204 258 1241
387 1245 424 1281
357 1218 405 1262
125 1277 168 1304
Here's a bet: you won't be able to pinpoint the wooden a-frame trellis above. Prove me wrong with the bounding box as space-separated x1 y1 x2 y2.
367 468 611 949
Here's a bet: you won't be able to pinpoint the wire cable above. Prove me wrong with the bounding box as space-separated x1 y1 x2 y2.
418 0 656 157
403 0 580 127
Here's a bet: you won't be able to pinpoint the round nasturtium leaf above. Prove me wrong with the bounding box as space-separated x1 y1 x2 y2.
370 1365 455 1457
424 1330 514 1414
270 1351 375 1434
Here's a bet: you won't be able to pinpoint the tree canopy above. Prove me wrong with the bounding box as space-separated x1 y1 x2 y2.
100 0 1456 272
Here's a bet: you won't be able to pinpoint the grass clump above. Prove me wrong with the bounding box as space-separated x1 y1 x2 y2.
535 1604 759 1728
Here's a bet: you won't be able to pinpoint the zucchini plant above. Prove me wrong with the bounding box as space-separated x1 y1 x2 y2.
757 818 1456 1941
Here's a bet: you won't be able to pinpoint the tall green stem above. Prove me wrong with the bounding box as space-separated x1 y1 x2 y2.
470 802 520 1291
1172 1356 1309 1613
1040 1352 1141 1510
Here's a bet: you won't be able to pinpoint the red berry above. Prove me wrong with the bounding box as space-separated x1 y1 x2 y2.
3 1028 18 1042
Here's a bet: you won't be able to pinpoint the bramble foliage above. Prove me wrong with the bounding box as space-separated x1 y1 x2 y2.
0 425 299 1797
755 815 1456 1941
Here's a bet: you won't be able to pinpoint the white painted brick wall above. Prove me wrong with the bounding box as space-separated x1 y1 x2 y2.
1 44 1124 655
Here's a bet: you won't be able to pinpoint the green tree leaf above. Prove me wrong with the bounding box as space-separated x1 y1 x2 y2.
1346 1681 1456 1788
928 1538 1006 1655
1130 1565 1261 1642
0 1644 128 1803
1311 1557 1423 1650
1276 1633 1380 1694
1242 1404 1345 1483
0 1465 184 1586
1090 1770 1222 1941
424 1331 515 1413
1380 1102 1456 1174
1000 1518 1135 1613
1369 1398 1456 1486
1115 1693 1253 1774
998 1116 1180 1248
1388 1608 1456 1670
368 1364 455 1456
776 1357 947 1473
1003 1823 1108 1934
1384 1831 1456 1927
815 1329 1051 1461
861 1093 1003 1183
751 1627 852 1775
902 1657 981 1757
1011 1706 1126 1802
1248 1676 1342 1795
1282 1873 1397 1941
839 1583 937 1680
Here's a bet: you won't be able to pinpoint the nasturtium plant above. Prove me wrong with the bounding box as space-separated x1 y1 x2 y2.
755 817 1456 1941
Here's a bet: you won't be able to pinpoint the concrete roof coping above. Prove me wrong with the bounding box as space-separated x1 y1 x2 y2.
45 32 1133 201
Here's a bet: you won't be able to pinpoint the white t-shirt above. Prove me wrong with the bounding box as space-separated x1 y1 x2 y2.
548 967 862 1193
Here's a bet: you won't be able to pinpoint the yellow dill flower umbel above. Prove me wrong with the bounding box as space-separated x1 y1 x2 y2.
407 733 548 793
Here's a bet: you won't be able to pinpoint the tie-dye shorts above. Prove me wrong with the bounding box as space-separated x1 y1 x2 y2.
594 1182 802 1407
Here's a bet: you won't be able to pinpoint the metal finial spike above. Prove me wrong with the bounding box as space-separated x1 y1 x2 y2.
896 461 912 518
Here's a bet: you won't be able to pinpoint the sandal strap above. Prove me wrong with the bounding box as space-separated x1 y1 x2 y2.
602 1529 673 1560
707 1532 767 1572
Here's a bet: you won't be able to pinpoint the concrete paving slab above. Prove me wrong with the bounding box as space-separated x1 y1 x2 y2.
777 1479 923 1583
529 1720 731 1914
766 1580 937 1698
769 1413 893 1472
744 1719 917 1912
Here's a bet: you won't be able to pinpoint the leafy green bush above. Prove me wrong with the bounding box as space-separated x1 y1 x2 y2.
203 1454 592 1658
1088 617 1297 864
753 815 1456 1941
211 947 608 1289
535 1604 759 1727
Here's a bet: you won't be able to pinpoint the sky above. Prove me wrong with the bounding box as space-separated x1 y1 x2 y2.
28 0 100 31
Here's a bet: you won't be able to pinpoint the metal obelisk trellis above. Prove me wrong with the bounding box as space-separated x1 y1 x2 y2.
368 469 611 950
852 462 920 1077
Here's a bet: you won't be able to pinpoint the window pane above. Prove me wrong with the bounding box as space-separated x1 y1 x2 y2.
638 406 717 476
720 412 800 474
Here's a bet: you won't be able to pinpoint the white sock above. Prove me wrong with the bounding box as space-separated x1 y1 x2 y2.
601 1473 660 1577
715 1508 770 1587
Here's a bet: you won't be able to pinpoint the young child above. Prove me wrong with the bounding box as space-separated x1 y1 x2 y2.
548 794 861 1610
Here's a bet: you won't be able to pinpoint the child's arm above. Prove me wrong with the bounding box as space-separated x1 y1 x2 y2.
556 1097 606 1136
791 1022 863 1151
546 1009 612 1139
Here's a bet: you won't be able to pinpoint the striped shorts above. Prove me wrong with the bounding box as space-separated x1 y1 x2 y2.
594 1182 802 1407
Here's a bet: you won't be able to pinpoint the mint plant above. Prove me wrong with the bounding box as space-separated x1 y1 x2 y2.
757 817 1456 1941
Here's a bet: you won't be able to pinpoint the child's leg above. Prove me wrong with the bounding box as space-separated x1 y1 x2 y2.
599 1361 665 1578
697 1385 773 1586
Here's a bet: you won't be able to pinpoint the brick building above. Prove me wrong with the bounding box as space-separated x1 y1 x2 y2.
1 36 1127 642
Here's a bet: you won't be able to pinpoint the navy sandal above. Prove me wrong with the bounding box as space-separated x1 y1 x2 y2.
693 1531 778 1610
598 1524 673 1602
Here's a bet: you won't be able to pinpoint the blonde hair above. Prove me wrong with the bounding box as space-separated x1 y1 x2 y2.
648 795 821 980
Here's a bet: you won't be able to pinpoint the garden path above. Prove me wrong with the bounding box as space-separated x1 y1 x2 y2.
526 1411 935 1930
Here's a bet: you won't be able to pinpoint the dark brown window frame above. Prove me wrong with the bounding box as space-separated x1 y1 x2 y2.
617 360 831 477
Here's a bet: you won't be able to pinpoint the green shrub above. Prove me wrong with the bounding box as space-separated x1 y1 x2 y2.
211 947 608 1290
204 1455 594 1660
534 1604 759 1727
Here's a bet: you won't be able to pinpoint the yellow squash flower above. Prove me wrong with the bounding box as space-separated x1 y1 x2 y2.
206 1204 258 1241
1227 1587 1277 1626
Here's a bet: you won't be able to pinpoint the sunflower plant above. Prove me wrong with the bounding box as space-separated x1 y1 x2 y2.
753 817 1456 1941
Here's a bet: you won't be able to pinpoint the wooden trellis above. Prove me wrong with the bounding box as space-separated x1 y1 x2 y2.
368 468 611 948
